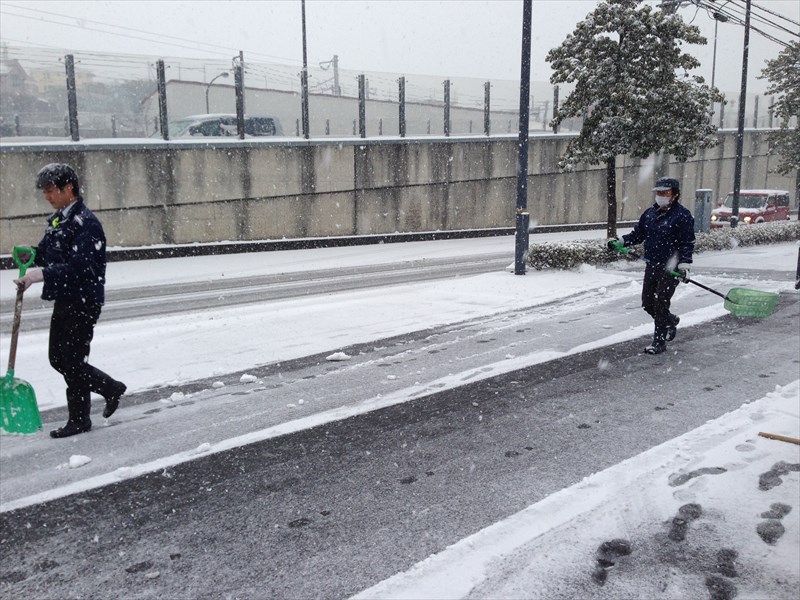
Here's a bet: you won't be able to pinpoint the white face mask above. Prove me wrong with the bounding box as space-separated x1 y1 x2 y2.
655 195 670 207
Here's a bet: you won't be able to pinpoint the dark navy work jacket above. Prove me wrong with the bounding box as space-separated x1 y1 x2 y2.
34 197 107 305
622 201 695 266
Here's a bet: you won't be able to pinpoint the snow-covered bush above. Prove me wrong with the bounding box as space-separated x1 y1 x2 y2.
527 221 799 270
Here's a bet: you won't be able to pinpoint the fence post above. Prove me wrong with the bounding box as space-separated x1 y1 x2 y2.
542 100 549 130
64 54 80 141
111 115 117 138
718 99 725 128
398 76 406 137
234 52 245 140
484 81 491 136
552 85 559 134
768 97 774 128
325 119 330 135
443 79 450 136
358 74 366 138
752 95 759 129
14 114 20 136
156 59 169 141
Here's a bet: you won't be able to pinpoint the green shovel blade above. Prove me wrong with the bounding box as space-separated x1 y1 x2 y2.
0 372 42 435
724 287 779 318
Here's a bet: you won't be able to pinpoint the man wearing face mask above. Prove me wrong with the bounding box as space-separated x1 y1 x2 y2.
607 177 695 355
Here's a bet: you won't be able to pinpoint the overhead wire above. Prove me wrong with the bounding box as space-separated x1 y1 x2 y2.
0 3 305 67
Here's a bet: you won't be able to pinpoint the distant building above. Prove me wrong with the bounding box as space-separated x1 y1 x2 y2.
27 68 95 94
0 58 31 95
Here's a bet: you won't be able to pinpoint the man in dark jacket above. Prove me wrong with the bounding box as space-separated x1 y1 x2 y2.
608 177 695 355
14 163 126 438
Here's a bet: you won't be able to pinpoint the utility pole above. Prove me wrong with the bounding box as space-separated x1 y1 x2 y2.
515 0 532 275
731 0 752 228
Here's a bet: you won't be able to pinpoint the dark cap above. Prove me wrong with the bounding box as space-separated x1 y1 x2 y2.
653 177 680 193
35 163 79 192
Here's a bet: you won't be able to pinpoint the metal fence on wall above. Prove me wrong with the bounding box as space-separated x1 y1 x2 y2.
0 44 788 142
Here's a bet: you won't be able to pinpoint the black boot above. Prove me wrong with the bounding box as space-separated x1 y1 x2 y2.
51 390 92 438
644 326 668 355
666 315 680 342
50 421 92 438
102 380 127 419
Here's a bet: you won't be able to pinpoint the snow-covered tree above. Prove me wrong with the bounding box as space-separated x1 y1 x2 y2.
546 0 722 237
760 41 799 204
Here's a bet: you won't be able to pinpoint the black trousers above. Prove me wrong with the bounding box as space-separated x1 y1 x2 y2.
641 262 680 343
49 301 119 425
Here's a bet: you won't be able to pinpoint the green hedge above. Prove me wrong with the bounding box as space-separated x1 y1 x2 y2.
526 220 800 270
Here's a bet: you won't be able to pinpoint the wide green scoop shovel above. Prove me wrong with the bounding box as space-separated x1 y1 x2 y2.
608 240 779 318
0 246 42 435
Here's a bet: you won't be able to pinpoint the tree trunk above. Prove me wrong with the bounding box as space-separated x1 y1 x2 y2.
606 156 618 238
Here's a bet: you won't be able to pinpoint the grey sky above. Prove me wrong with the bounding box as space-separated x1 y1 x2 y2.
1 0 798 95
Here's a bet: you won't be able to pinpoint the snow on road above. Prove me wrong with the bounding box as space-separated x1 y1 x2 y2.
354 381 800 599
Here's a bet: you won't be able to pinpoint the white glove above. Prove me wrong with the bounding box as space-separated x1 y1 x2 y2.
14 268 44 292
676 263 691 283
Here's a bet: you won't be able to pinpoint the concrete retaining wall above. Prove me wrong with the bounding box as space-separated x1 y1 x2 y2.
0 131 794 253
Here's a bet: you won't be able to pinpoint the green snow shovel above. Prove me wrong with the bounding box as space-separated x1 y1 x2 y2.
0 246 42 435
608 240 779 318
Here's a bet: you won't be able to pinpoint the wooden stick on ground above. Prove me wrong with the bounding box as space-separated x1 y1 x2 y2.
758 432 800 446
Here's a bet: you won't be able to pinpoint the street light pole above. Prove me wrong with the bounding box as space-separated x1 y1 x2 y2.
205 72 229 114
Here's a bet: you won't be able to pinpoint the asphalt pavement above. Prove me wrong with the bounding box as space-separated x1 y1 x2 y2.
1 283 797 598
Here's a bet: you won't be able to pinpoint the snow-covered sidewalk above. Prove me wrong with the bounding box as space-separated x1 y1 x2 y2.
355 381 800 599
2 235 797 412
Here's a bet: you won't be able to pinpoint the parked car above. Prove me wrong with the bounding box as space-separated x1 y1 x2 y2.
154 114 284 138
710 189 792 227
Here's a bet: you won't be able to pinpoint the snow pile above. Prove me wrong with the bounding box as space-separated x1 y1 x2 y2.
355 381 800 600
326 352 352 361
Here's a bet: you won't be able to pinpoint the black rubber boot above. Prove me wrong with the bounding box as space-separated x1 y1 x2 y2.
666 315 680 342
50 421 92 438
102 380 127 419
644 325 668 355
51 390 92 438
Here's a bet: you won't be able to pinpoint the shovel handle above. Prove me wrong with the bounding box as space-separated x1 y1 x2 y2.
610 242 733 303
675 275 730 301
7 286 24 374
13 246 36 277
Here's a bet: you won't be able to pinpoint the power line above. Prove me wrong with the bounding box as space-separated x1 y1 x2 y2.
0 3 304 66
